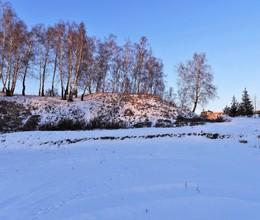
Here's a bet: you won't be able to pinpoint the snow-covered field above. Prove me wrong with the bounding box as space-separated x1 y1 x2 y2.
1 117 260 220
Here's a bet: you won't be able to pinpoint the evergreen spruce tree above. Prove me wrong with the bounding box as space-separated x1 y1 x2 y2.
229 96 239 117
239 88 254 116
223 105 230 116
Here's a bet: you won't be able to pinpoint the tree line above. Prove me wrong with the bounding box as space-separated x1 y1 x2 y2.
0 1 220 114
223 88 255 117
0 1 165 101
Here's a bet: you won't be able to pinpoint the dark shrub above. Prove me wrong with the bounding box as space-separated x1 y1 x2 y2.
155 119 173 127
124 108 134 116
22 115 41 131
39 119 86 131
85 117 127 130
133 121 152 128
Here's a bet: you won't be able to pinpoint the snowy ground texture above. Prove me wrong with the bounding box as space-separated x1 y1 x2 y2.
0 94 195 132
1 117 260 220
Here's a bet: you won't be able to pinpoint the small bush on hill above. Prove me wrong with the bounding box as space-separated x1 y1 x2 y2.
85 117 128 130
155 119 173 127
39 119 86 131
174 116 205 127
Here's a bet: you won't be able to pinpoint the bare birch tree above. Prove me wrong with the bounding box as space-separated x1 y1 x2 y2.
7 20 27 96
21 30 34 96
79 36 96 99
0 1 26 95
121 40 133 93
110 42 122 93
95 35 114 93
72 22 86 98
176 52 217 112
132 36 149 94
54 22 66 99
32 24 53 96
0 1 13 92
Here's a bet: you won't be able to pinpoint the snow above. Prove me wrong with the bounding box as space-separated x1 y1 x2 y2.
0 94 195 130
1 117 260 219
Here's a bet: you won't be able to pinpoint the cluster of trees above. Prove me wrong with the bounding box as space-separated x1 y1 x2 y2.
223 88 255 117
0 1 165 100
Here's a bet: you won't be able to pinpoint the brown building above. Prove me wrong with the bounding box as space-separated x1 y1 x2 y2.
201 110 224 120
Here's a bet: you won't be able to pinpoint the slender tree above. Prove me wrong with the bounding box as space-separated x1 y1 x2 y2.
64 22 76 101
72 22 86 98
121 40 133 93
79 36 96 99
95 35 114 93
54 22 66 99
110 40 122 93
21 30 34 96
0 2 28 96
47 26 59 97
0 1 14 92
8 20 27 95
32 24 52 96
132 36 149 93
151 58 165 96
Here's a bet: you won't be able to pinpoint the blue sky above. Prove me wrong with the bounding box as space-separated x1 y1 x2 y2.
8 0 260 112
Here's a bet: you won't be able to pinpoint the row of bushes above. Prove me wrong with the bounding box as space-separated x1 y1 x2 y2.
38 118 127 131
37 115 226 131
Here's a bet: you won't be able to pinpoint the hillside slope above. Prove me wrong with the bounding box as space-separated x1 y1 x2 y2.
0 93 195 132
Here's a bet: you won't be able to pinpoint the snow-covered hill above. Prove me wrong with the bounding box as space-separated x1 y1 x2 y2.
0 117 260 220
0 93 196 132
